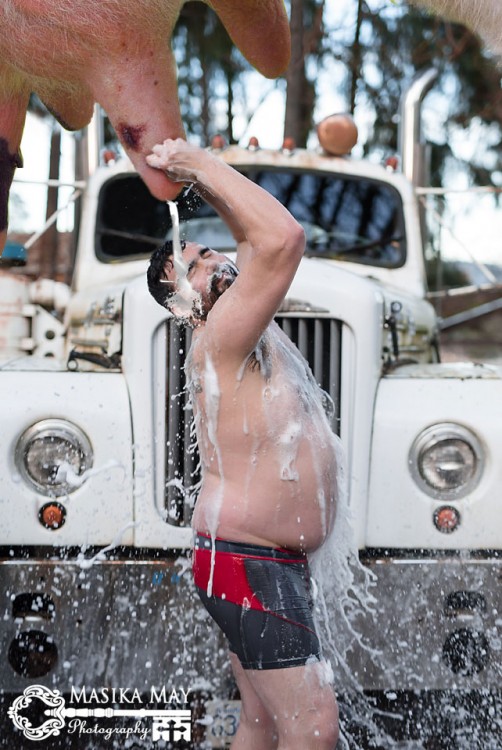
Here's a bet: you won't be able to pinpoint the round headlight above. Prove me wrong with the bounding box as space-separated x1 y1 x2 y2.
409 423 483 499
15 420 93 497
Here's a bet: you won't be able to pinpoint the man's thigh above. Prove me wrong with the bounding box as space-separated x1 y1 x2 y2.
244 660 337 725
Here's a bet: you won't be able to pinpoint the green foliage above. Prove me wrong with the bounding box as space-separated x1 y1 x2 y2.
339 2 502 188
173 1 249 143
169 1 501 192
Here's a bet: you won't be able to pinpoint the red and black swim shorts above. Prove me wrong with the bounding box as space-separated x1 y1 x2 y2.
192 533 321 670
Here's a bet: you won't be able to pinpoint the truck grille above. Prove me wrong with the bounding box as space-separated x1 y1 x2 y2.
163 315 342 525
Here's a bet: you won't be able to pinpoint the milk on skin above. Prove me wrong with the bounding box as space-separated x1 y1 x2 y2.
189 322 341 553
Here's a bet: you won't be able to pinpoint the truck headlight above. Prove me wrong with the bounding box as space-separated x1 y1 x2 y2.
409 423 483 499
15 420 93 497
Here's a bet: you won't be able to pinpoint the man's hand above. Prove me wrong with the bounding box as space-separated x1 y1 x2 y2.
146 139 210 185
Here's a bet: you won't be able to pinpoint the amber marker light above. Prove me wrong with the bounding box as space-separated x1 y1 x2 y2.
210 134 226 150
282 137 296 153
434 505 460 534
39 502 66 530
103 149 117 164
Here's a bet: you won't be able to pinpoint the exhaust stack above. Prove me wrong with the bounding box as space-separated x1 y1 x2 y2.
75 104 105 182
398 68 438 187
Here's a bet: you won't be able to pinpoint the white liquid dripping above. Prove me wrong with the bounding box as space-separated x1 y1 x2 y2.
75 522 137 569
167 199 185 277
55 458 125 490
184 317 390 745
202 354 225 597
165 200 201 318
309 445 393 748
234 325 387 745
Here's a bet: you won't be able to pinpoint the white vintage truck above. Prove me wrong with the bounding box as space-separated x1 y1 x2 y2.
1 71 501 748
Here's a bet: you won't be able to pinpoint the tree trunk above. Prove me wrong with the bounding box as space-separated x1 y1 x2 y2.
284 0 309 146
226 67 235 143
349 0 364 114
38 123 61 280
200 60 211 144
284 0 322 147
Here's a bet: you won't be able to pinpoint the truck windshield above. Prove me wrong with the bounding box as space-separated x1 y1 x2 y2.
96 168 406 268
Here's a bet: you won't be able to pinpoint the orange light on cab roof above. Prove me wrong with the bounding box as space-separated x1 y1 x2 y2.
433 505 460 534
210 134 226 150
385 156 399 171
282 137 296 152
317 114 358 156
103 149 117 164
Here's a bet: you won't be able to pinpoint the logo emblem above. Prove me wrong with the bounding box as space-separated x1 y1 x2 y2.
8 684 192 742
8 685 65 740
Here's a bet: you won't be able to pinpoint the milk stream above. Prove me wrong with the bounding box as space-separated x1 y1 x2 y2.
164 200 201 319
54 458 125 490
167 199 185 277
75 522 137 569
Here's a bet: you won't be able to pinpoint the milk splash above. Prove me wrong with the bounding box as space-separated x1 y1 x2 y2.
163 200 202 319
194 325 396 748
297 462 407 737
309 459 389 749
180 296 392 746
75 522 137 569
201 354 225 596
55 458 125 490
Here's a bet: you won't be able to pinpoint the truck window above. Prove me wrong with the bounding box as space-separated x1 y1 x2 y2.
95 169 406 269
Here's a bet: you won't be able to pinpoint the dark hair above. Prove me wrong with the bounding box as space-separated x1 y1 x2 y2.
147 239 186 310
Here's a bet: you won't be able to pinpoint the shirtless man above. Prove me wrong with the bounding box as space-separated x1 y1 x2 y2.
146 139 340 750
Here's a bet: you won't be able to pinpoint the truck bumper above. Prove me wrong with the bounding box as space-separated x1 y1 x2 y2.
352 554 502 691
0 555 233 695
1 553 501 748
2 554 500 693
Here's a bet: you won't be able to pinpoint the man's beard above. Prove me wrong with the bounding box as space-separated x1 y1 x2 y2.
209 261 239 296
192 261 239 321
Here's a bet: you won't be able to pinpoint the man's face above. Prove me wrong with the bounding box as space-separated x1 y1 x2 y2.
164 242 239 319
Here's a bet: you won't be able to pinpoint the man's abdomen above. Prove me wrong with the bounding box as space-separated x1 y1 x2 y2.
192 448 337 552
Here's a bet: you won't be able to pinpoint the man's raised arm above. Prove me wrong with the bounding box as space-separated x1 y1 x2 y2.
147 140 305 356
147 139 303 265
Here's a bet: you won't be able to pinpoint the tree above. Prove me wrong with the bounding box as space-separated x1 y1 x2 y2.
338 1 502 188
284 0 326 146
173 2 249 144
173 0 328 149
